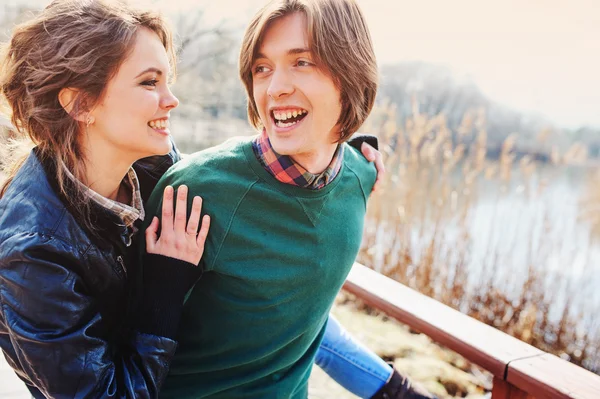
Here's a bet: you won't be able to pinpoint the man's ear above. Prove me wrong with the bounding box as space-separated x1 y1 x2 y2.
58 87 89 123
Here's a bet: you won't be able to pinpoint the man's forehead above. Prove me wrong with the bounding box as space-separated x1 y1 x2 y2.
257 13 310 54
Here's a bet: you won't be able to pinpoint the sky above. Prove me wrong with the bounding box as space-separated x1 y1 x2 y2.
6 0 600 128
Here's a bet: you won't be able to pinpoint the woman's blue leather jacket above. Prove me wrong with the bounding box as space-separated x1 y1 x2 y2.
0 146 180 398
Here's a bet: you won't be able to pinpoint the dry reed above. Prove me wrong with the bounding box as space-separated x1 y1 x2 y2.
359 104 600 374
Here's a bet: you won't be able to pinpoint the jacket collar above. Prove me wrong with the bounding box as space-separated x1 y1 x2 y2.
29 148 131 252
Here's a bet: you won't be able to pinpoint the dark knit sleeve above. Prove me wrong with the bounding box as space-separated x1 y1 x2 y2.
347 133 379 151
135 253 202 339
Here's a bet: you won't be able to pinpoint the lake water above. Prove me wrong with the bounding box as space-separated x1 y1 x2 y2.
369 164 600 326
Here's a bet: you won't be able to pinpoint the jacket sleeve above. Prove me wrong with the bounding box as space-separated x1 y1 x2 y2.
346 133 379 152
0 233 177 399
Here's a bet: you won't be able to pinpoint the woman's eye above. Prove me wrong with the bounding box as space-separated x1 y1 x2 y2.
297 60 313 67
141 79 158 87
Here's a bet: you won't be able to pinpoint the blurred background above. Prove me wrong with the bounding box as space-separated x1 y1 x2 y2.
1 0 599 397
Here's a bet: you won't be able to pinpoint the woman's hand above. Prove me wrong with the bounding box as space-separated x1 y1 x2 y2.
360 142 386 193
145 185 210 265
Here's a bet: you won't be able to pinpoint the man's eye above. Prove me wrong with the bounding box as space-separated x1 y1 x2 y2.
254 65 269 74
297 60 313 67
141 79 158 87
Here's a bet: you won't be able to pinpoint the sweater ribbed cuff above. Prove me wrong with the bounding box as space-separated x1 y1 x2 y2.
135 253 202 339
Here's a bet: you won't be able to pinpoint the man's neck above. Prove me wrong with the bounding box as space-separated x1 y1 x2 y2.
289 143 338 174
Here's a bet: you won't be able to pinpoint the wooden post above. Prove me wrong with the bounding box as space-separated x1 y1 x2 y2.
492 377 532 399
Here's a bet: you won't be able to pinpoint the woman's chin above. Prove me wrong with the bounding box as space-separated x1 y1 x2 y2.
136 142 172 159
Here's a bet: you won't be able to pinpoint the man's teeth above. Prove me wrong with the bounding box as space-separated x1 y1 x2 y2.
148 120 168 129
276 119 301 128
273 109 307 121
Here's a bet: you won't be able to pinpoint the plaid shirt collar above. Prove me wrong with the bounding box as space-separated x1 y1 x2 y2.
61 164 145 231
252 129 344 190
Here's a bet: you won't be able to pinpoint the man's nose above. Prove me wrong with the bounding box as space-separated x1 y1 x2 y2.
267 68 294 99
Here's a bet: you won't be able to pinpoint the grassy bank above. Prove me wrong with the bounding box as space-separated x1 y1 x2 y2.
309 293 492 399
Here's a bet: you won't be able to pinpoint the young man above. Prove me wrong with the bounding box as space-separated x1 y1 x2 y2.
145 1 435 398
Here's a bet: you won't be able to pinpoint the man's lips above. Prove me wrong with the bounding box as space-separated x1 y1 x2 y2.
270 107 308 127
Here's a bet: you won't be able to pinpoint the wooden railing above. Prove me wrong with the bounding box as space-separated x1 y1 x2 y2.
342 263 600 399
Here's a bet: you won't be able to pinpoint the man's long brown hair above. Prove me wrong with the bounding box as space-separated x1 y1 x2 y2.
239 0 378 142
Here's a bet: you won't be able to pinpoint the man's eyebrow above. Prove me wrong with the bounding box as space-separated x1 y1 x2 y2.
135 67 163 78
254 48 312 60
287 47 311 55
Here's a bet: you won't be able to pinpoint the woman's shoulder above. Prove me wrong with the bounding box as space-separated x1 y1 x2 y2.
0 152 90 254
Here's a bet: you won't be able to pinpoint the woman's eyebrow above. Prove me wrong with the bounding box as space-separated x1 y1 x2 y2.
135 67 163 78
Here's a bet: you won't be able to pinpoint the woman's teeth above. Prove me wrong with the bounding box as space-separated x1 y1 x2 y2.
148 119 168 129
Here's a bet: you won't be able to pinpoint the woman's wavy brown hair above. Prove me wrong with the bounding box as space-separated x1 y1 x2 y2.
239 0 378 142
0 0 176 230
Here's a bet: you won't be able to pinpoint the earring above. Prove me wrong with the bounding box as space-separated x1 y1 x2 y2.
86 116 94 127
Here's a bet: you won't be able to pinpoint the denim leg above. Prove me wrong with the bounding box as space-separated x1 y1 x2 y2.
315 314 393 398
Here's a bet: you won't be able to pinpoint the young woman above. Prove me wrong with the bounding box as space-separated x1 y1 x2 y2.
0 1 208 397
0 1 409 398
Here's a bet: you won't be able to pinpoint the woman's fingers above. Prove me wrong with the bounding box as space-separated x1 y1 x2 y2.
161 185 174 235
173 185 188 233
196 214 211 248
185 196 202 237
145 216 160 253
361 142 386 193
373 150 385 190
372 150 385 192
151 184 210 265
360 141 376 162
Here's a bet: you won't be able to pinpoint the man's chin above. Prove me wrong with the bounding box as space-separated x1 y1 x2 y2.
269 138 297 157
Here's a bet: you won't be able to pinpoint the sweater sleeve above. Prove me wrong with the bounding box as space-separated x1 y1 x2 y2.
135 253 202 339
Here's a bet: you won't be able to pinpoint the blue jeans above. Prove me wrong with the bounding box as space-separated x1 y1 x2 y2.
315 315 393 398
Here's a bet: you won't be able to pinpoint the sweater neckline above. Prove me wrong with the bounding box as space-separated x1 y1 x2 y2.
242 137 345 198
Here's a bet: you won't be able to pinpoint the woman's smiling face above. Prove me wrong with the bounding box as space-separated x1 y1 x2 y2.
87 27 179 162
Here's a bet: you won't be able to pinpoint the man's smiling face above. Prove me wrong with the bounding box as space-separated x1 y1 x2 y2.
251 12 342 172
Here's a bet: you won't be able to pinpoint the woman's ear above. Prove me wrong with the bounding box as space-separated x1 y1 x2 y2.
58 87 90 123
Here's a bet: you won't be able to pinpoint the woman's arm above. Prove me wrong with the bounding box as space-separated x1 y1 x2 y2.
0 184 209 399
0 235 175 398
135 184 210 339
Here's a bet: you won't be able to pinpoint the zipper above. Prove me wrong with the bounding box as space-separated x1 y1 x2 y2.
116 255 128 278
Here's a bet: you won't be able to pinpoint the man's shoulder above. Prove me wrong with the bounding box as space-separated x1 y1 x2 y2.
146 136 258 211
163 136 255 184
144 135 259 230
176 136 252 170
342 142 377 187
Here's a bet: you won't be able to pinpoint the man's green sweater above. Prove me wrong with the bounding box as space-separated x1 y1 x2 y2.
145 136 376 398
